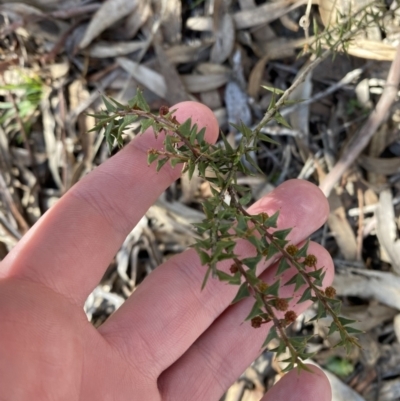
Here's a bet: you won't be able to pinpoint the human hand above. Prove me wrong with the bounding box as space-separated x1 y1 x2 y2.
0 102 333 401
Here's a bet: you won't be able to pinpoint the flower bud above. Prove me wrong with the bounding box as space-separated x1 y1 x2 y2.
251 316 263 328
325 286 336 298
286 244 299 256
275 298 289 311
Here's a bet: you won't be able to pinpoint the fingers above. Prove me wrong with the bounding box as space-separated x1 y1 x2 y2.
157 242 334 400
261 365 332 401
98 180 329 379
0 102 219 305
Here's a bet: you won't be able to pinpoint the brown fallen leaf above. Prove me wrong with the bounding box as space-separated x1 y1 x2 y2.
124 0 151 38
359 154 400 176
79 0 138 49
210 13 235 64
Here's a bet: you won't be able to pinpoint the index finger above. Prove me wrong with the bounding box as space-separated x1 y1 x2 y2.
0 102 219 305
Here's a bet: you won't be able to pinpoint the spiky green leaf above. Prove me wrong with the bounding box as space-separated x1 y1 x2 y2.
245 300 264 321
284 273 306 291
264 279 280 296
276 258 291 275
156 158 169 172
262 326 278 348
231 282 251 304
298 287 312 303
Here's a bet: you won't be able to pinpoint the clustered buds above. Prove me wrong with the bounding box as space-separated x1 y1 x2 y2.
274 298 289 312
286 244 299 256
304 254 317 267
230 263 239 274
251 316 263 328
325 286 336 298
99 89 361 375
284 310 297 324
159 105 169 116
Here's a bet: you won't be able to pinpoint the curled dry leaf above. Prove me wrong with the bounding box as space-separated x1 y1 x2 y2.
124 0 151 38
0 3 43 18
40 87 64 191
186 16 212 31
288 62 312 161
347 39 397 61
359 154 400 176
186 0 303 33
248 54 270 99
153 37 189 104
234 0 302 29
165 42 212 64
334 268 400 311
225 80 251 127
181 74 229 93
376 189 400 275
210 13 235 64
159 0 181 44
117 57 167 98
327 191 358 261
79 0 138 49
88 41 144 58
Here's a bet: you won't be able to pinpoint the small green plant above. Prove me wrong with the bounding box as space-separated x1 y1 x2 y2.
325 356 355 377
84 3 397 372
0 72 43 138
88 89 361 372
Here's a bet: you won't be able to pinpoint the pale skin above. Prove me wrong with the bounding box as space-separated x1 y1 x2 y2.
0 102 333 401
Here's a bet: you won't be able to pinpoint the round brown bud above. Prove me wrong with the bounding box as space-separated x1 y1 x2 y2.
159 105 169 116
284 310 297 324
275 298 289 312
251 316 263 328
230 264 239 274
286 244 299 257
304 254 317 267
325 286 336 298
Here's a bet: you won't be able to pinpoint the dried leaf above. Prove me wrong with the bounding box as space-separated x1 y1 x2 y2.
225 81 251 127
124 0 151 38
359 154 400 176
248 54 270 99
210 13 235 64
117 57 167 98
79 0 138 48
41 87 63 190
181 74 229 93
234 0 303 29
327 190 357 261
153 37 189 104
165 42 212 64
160 0 181 44
347 39 396 61
288 62 312 161
88 41 144 58
376 189 400 275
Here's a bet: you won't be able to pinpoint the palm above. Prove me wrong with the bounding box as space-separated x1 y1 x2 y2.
0 279 160 400
0 102 332 401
